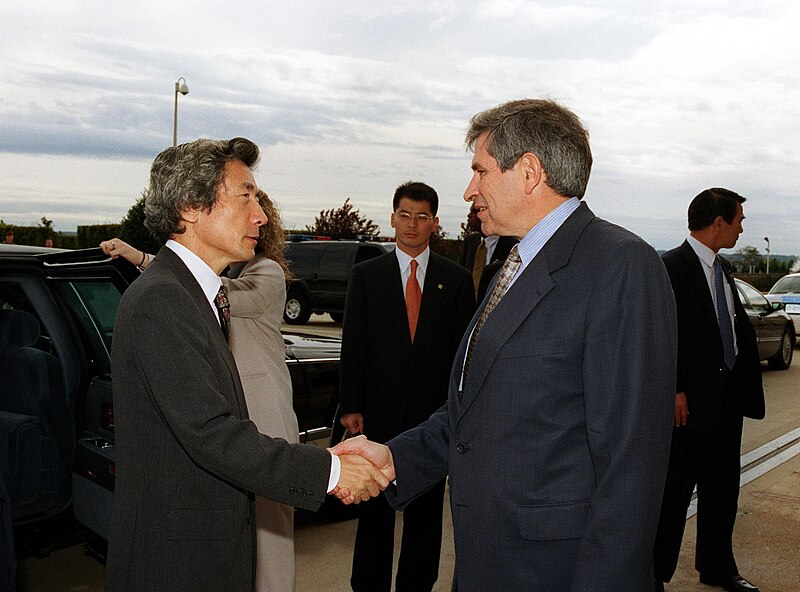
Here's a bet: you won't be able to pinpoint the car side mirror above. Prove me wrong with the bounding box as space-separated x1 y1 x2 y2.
771 301 785 311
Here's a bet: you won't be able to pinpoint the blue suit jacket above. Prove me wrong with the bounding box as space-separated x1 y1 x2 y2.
387 203 678 592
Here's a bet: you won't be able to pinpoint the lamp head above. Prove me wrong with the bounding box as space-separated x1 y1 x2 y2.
175 77 189 95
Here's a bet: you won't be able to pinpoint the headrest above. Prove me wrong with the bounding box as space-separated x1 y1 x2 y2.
0 309 41 347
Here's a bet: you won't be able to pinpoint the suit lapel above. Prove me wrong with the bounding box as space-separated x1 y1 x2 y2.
680 241 717 323
455 203 594 420
415 253 446 346
376 253 411 345
156 246 248 418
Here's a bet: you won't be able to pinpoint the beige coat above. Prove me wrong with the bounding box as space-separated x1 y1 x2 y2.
224 254 299 592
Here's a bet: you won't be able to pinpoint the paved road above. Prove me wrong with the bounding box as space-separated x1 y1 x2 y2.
16 322 800 591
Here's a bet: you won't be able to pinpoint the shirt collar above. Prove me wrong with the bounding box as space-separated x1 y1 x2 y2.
516 197 581 268
483 235 500 249
686 234 717 268
165 239 223 306
395 245 430 273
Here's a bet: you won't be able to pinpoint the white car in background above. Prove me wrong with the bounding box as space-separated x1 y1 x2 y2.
765 273 800 327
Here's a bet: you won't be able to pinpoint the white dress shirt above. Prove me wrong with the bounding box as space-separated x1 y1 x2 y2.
483 235 500 264
396 245 430 297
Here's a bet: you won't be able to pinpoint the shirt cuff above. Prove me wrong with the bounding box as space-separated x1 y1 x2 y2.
327 452 341 493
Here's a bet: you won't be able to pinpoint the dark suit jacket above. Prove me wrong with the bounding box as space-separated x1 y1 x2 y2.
106 246 330 592
460 233 518 270
661 241 764 429
386 203 678 591
339 250 475 443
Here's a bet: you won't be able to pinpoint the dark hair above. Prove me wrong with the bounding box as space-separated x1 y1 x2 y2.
144 137 260 243
687 188 746 231
392 181 439 215
466 98 592 199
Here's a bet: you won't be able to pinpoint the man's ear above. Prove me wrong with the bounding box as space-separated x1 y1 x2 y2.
182 207 200 224
520 152 544 193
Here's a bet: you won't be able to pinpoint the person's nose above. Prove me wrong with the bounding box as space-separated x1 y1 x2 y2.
253 203 268 226
464 173 478 203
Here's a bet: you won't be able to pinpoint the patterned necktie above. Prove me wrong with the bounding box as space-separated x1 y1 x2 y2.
214 285 231 343
406 259 422 342
714 257 736 369
472 239 487 295
463 244 522 382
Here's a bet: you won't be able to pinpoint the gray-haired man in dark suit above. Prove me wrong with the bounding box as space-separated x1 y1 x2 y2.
106 137 387 592
334 99 678 591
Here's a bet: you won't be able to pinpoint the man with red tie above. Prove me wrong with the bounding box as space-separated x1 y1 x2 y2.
339 181 475 592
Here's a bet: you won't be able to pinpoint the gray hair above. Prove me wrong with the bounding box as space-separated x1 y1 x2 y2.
465 99 592 199
144 137 260 243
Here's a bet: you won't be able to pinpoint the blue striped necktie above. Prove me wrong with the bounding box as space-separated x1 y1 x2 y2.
713 257 736 369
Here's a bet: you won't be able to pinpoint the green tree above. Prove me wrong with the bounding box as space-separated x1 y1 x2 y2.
305 198 379 238
733 245 763 273
119 192 163 255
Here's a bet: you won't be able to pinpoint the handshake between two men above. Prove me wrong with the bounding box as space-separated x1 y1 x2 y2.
329 436 396 505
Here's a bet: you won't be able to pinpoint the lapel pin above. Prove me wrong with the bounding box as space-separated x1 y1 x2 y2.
438 283 443 290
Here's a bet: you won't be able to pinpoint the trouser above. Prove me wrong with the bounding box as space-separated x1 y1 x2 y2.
350 478 446 592
653 411 743 582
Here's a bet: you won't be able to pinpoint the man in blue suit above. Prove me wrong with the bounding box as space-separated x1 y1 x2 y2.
334 99 678 591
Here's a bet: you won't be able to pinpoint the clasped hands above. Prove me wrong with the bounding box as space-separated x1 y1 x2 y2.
328 435 396 505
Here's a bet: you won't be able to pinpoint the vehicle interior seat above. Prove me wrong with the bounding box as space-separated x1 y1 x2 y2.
0 309 72 521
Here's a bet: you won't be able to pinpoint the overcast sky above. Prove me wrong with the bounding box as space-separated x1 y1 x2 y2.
1 1 798 255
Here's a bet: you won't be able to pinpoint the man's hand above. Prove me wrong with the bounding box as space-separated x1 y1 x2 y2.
340 413 364 434
329 452 389 505
674 392 688 427
331 435 396 482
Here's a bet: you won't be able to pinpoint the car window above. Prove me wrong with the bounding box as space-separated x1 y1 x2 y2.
285 243 322 276
318 244 352 275
737 280 770 311
770 276 800 294
52 279 123 374
355 245 385 265
0 280 53 353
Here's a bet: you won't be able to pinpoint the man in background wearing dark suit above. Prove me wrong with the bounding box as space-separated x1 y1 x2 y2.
460 207 517 299
653 188 764 592
334 99 677 591
106 137 387 592
339 181 475 592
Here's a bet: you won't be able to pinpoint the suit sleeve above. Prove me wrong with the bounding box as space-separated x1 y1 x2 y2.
385 402 451 510
572 243 677 590
121 281 331 510
222 256 284 319
339 264 368 415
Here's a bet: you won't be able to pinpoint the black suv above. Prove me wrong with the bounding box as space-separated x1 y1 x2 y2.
284 240 393 324
0 244 341 556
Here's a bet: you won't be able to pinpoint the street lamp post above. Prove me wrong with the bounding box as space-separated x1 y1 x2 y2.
764 237 770 275
173 77 189 147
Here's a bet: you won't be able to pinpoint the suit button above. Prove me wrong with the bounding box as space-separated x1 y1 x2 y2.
456 443 467 454
289 487 298 496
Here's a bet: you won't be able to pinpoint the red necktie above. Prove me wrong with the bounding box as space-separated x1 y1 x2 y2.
406 259 421 342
